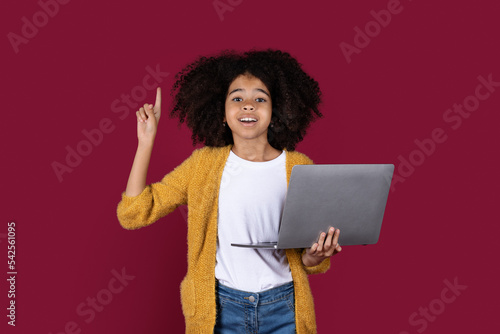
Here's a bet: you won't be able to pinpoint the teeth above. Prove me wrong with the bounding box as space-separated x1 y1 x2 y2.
240 118 257 122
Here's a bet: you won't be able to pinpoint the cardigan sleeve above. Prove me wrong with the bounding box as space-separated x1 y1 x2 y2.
116 149 200 230
301 249 331 274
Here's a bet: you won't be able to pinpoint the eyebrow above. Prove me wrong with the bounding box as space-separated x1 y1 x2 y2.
228 88 270 97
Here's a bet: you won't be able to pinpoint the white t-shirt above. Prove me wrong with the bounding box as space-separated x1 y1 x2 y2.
215 150 293 292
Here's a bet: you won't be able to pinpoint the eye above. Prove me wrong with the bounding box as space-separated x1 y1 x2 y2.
256 97 267 102
232 97 243 102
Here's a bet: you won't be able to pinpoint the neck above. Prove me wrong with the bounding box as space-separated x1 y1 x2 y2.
231 140 281 162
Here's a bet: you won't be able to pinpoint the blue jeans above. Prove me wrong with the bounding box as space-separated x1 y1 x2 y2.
214 280 296 334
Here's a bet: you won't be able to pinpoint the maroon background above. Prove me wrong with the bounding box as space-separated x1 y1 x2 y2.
2 0 499 333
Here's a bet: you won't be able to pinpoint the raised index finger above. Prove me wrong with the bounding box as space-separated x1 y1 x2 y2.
154 87 161 108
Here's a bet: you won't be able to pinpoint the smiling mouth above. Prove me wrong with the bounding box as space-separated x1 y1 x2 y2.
239 117 257 123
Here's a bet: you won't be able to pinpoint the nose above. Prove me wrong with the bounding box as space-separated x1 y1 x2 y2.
242 102 255 111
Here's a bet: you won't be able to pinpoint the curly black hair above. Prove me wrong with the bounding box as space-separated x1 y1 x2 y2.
169 48 323 151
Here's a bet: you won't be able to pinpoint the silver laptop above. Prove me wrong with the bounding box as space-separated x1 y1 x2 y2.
231 164 394 249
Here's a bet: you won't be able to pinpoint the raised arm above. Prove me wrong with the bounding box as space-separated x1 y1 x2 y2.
117 86 195 230
125 87 162 197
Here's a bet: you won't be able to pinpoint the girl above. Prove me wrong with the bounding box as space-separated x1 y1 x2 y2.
117 49 342 333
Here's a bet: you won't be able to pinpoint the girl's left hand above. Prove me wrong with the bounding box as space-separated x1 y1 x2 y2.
302 227 342 267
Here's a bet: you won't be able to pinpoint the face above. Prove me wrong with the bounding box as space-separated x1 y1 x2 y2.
224 74 272 145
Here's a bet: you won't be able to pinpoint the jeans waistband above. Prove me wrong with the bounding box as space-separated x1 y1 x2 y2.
216 280 294 305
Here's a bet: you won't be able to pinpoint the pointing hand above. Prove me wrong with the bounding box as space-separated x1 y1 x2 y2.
136 87 161 144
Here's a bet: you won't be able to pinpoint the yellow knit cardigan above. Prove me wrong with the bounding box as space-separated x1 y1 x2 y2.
117 145 330 333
